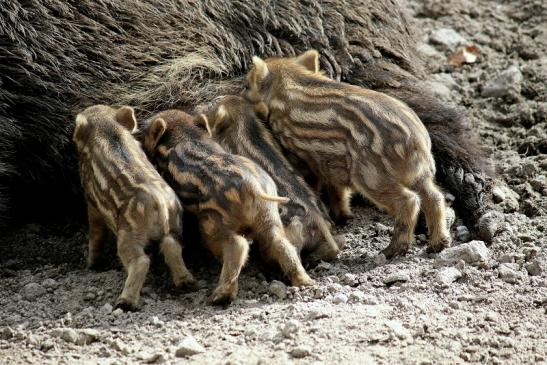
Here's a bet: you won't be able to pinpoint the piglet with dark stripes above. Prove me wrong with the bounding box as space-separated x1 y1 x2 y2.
244 50 452 258
73 105 195 311
141 110 314 305
204 95 344 263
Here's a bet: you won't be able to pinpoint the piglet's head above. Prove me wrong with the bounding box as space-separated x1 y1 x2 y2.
73 105 137 153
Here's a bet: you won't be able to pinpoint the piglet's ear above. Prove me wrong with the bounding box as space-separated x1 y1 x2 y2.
149 118 167 148
251 56 269 83
116 106 137 133
195 114 212 137
73 114 88 143
295 49 320 72
254 102 269 121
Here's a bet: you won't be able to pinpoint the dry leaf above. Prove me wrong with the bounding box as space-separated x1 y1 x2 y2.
449 45 479 66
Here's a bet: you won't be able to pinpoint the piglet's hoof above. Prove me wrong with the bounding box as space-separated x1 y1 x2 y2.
114 298 139 312
208 288 236 306
381 242 410 259
174 275 197 290
426 238 451 254
292 274 315 287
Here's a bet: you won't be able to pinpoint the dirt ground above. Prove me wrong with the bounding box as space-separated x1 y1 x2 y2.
0 0 546 364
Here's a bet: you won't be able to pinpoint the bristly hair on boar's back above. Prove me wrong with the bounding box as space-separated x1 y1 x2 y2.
0 0 490 228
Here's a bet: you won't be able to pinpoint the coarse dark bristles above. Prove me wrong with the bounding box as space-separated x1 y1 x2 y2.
0 0 490 228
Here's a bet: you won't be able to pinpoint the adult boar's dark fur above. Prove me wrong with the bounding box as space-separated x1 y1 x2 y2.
0 0 490 228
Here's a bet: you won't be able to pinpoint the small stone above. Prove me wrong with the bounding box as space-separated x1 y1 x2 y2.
150 316 164 327
416 234 427 243
58 328 79 344
85 292 96 301
79 329 101 345
290 346 311 358
455 226 471 242
0 327 15 340
423 81 451 100
477 211 504 242
525 259 544 276
482 66 523 98
112 308 124 316
498 254 515 264
437 267 462 285
327 283 343 293
315 262 332 271
175 336 205 357
499 263 524 283
281 319 300 338
417 43 440 57
374 254 387 265
349 291 367 303
485 311 499 322
342 273 357 285
332 293 348 304
492 187 506 203
445 206 456 229
385 320 411 340
430 28 468 48
41 278 59 289
384 272 410 285
434 241 490 267
143 352 166 364
269 280 287 299
112 339 131 355
21 282 47 301
101 303 113 315
445 193 456 203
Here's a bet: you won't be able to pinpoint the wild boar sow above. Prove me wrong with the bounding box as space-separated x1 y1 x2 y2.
244 50 452 258
73 105 195 311
142 110 314 305
204 95 344 262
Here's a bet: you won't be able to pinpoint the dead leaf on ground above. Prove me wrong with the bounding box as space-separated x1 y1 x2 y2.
449 45 479 66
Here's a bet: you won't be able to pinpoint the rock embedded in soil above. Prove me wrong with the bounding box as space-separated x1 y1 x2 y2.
481 66 523 98
477 211 504 241
492 187 506 203
434 241 490 267
290 346 311 358
22 282 47 300
281 319 300 338
525 258 544 276
456 226 471 242
446 206 456 229
332 293 349 304
498 263 524 283
384 272 410 285
429 28 468 48
175 336 206 357
437 267 463 285
269 280 287 299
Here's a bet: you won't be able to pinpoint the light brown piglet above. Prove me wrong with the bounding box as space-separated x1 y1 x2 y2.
244 50 452 258
73 105 195 310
